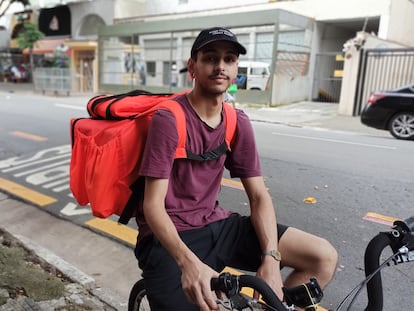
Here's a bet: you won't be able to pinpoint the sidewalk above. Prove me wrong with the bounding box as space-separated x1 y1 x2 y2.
0 193 136 311
239 102 389 137
0 82 390 310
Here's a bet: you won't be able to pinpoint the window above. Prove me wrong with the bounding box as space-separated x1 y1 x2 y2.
146 61 156 77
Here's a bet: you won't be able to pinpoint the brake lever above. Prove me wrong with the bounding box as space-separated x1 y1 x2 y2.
217 294 255 310
217 298 233 310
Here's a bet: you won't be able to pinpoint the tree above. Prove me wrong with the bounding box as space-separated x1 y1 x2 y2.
15 21 44 81
0 0 30 19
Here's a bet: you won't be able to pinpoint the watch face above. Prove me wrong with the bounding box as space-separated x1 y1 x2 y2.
271 250 281 261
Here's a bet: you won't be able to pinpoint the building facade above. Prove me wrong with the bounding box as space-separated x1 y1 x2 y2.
1 0 413 109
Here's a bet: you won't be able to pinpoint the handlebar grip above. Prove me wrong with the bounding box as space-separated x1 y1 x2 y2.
210 277 221 291
211 273 287 310
238 275 287 310
394 216 414 233
364 232 393 311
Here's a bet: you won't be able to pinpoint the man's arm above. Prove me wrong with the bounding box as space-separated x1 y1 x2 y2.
142 177 220 311
241 176 284 300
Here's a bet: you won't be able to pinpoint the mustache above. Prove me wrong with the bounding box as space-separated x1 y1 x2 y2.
209 73 230 80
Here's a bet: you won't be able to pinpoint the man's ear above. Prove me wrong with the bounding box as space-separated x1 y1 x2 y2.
187 58 195 78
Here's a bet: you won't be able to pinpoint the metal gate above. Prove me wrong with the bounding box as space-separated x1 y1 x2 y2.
33 68 73 95
312 52 343 103
354 48 414 115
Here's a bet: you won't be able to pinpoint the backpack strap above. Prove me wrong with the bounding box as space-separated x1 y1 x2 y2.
186 102 237 161
151 100 187 159
118 100 186 225
149 100 237 161
223 102 237 151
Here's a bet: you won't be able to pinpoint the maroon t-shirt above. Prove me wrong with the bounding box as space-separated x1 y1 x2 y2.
136 94 261 242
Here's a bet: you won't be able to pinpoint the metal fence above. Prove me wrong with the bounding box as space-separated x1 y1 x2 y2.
33 68 73 95
312 52 344 103
354 48 414 115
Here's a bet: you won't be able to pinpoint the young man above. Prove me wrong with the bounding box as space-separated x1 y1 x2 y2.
135 27 338 311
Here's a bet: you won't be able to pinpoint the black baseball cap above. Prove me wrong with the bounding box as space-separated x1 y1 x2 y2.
191 27 247 58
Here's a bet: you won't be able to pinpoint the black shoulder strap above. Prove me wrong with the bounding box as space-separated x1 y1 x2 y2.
118 176 145 225
185 142 229 161
185 102 237 162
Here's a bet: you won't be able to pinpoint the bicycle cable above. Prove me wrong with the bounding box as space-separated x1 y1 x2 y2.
216 297 283 311
334 248 402 311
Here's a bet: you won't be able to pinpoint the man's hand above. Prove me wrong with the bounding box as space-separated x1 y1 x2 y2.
255 256 284 301
181 258 220 311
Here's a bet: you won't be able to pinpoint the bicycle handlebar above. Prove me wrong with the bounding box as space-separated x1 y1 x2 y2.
364 216 414 311
211 272 323 311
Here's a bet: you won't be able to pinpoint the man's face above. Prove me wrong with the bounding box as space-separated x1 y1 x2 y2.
189 41 239 95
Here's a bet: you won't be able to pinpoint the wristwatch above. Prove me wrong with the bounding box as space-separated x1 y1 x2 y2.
262 250 282 261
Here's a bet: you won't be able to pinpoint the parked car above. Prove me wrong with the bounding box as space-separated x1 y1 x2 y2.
360 84 414 140
237 61 270 90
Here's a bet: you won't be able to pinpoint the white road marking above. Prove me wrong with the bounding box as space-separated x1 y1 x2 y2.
14 160 70 177
272 132 396 150
2 154 70 172
60 202 91 216
55 103 86 110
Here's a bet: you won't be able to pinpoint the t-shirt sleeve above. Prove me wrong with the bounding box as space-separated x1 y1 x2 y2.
225 110 262 178
139 109 178 178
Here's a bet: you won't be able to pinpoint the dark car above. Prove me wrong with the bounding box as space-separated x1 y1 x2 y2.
361 84 414 140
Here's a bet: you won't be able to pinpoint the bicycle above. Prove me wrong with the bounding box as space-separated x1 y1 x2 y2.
128 272 322 311
128 215 414 311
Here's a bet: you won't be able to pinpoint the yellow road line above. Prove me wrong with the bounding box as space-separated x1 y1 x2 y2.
0 177 57 206
221 178 244 190
85 218 138 246
10 131 48 142
363 212 399 226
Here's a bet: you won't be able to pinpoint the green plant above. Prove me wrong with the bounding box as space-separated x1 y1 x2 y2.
15 21 44 80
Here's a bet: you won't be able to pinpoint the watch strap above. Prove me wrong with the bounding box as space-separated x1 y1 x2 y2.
262 250 282 261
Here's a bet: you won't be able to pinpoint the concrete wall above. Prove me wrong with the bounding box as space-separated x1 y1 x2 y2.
387 0 414 47
272 75 310 105
319 23 355 52
70 0 114 39
0 30 8 48
114 0 391 23
28 0 89 9
114 0 267 19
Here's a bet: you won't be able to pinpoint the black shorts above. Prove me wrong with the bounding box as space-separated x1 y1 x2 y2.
135 213 288 311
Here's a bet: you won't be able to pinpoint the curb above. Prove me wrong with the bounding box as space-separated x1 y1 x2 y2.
15 234 95 290
10 232 128 311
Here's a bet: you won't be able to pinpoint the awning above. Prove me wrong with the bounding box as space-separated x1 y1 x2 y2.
22 38 67 55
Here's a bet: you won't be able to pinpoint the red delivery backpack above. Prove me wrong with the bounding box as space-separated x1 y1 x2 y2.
70 90 237 224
